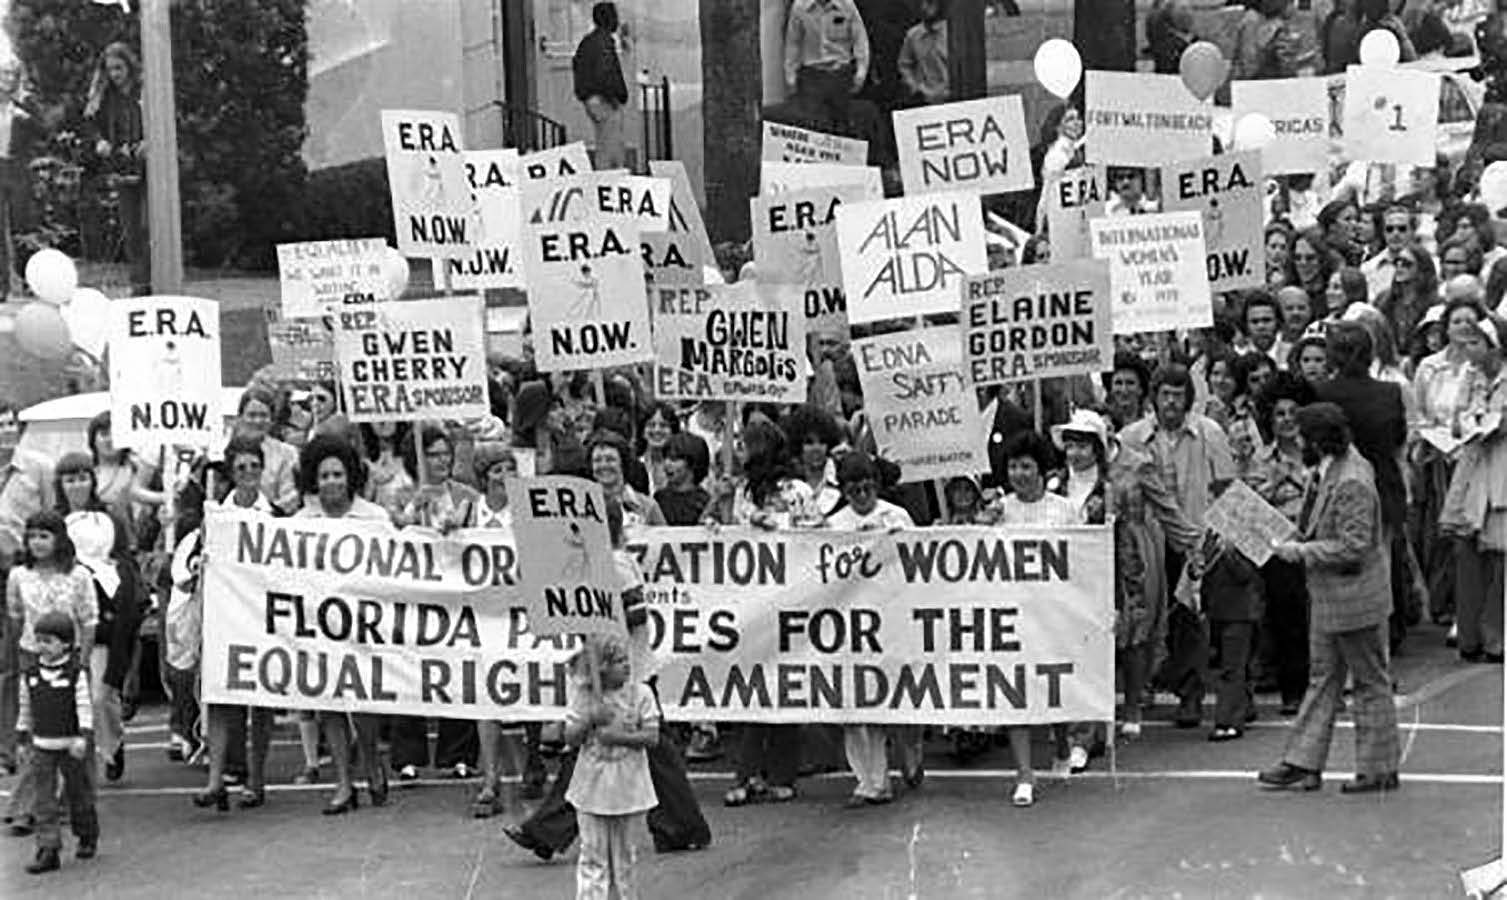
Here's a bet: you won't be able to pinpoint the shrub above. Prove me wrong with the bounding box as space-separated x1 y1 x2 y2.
295 156 395 244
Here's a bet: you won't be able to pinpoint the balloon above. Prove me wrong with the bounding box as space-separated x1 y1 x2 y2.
62 287 112 358
14 301 72 360
1033 39 1083 100
1179 41 1227 101
1479 162 1507 215
737 261 757 282
1358 29 1401 67
24 248 78 305
380 245 409 300
1232 113 1277 152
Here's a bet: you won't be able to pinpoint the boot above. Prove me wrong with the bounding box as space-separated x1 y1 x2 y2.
26 847 60 874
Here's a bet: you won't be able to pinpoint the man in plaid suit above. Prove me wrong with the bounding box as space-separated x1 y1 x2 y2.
1259 402 1401 794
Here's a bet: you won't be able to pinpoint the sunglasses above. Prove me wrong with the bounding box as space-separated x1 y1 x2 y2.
1384 224 1411 233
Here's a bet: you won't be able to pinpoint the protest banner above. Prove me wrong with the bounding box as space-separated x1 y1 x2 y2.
761 121 869 166
853 326 988 483
517 141 593 181
520 174 653 372
647 160 716 287
200 510 579 720
652 282 808 403
333 295 489 422
761 160 884 199
1340 65 1440 168
962 259 1113 385
266 317 336 382
1159 150 1265 292
446 148 523 291
835 190 987 324
512 476 625 638
1231 77 1331 175
751 183 869 334
1042 165 1107 261
381 109 474 259
1084 71 1214 166
1089 210 1211 335
108 295 222 452
1203 479 1296 568
201 518 1114 726
893 95 1033 196
276 238 388 318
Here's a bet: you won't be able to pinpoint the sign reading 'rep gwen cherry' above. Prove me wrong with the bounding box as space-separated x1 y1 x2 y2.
334 295 489 422
381 109 474 259
893 96 1034 196
835 191 987 324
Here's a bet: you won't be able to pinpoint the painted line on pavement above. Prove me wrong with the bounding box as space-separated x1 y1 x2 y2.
1396 665 1494 709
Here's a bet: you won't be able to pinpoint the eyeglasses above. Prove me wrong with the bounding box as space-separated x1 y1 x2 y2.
842 479 878 494
232 461 262 473
1384 224 1411 234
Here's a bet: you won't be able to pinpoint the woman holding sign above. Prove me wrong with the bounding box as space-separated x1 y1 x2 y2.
293 434 392 814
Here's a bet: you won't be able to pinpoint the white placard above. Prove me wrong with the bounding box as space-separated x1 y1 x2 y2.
893 95 1034 196
1042 165 1108 261
751 183 869 335
1159 150 1265 292
512 476 625 638
1085 71 1215 166
381 109 474 259
1088 210 1212 335
109 296 222 451
648 160 716 287
446 148 523 290
517 142 594 181
333 295 490 423
276 238 388 319
761 121 869 166
761 161 884 198
1231 77 1331 175
1340 65 1440 168
651 282 808 403
835 191 987 324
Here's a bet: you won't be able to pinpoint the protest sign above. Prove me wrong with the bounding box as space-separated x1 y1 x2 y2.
1159 150 1265 292
276 238 388 318
202 518 1114 726
761 121 869 166
108 296 222 451
1203 479 1296 568
1231 78 1331 175
333 295 489 422
381 109 474 259
445 148 523 291
761 161 884 199
962 259 1114 385
835 190 987 324
1089 210 1211 335
1341 65 1440 167
637 525 1115 726
853 326 988 483
1085 71 1214 166
651 282 807 403
512 477 624 638
200 510 580 720
893 95 1033 196
520 174 653 372
1042 165 1107 261
267 317 336 382
751 183 869 334
517 141 593 181
647 160 716 287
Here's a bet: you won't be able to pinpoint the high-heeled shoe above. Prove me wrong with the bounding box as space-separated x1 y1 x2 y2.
322 789 359 816
192 787 230 812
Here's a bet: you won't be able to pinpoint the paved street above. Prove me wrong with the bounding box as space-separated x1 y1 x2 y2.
0 622 1498 899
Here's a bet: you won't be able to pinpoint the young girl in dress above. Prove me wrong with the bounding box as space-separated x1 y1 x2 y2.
564 635 659 900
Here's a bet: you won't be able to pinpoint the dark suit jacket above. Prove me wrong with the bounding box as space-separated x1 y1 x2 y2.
1296 447 1391 634
1315 375 1407 530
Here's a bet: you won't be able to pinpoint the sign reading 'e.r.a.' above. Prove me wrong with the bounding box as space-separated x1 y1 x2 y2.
381 110 474 259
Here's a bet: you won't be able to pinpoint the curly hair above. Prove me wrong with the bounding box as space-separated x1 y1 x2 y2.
297 432 367 499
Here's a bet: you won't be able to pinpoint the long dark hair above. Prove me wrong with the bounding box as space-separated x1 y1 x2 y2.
53 451 105 515
86 412 128 466
21 510 77 571
741 418 795 509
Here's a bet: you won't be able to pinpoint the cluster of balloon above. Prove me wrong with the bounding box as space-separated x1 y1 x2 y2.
14 249 79 361
1033 39 1082 100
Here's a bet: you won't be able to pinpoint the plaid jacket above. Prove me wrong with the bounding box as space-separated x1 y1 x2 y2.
1294 447 1391 634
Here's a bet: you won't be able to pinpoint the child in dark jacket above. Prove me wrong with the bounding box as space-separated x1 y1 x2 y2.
17 610 99 874
1194 528 1265 742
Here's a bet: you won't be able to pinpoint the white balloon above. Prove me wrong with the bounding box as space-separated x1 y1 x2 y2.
380 245 409 300
1479 162 1507 215
737 261 757 283
62 287 112 358
1034 39 1083 101
24 248 78 305
1358 29 1401 67
1232 113 1277 152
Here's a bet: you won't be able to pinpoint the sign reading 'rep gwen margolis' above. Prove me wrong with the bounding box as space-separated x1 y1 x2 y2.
893 96 1034 196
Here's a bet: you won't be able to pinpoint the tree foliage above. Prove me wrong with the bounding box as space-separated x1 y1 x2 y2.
10 0 308 270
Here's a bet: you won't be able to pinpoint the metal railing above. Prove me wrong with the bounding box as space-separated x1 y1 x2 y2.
639 76 672 169
491 101 568 152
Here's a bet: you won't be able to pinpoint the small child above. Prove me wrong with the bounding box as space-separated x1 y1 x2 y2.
17 610 99 874
564 636 660 900
1189 525 1264 742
